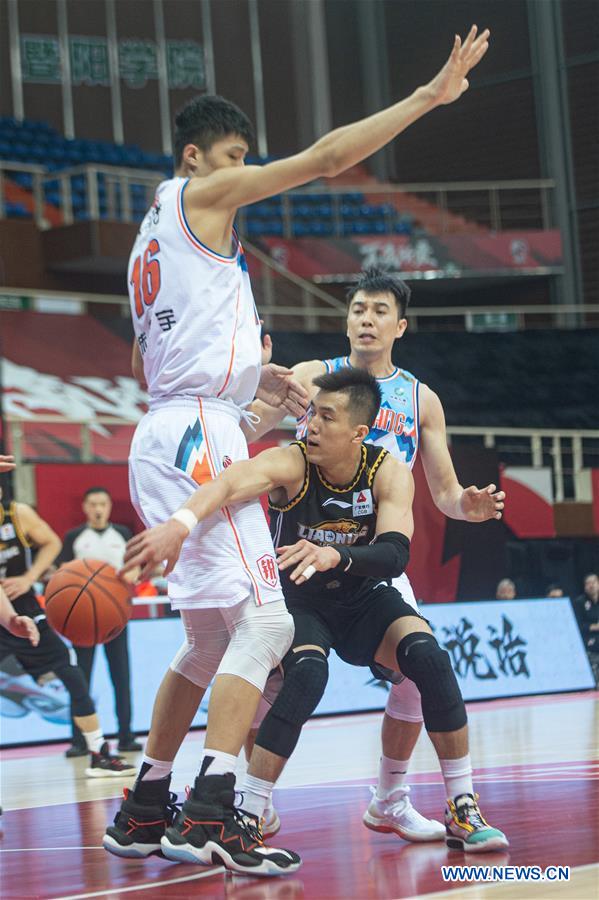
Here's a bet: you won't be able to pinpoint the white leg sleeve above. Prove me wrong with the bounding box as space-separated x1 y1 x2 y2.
216 599 294 692
387 573 423 722
385 674 424 723
169 607 230 688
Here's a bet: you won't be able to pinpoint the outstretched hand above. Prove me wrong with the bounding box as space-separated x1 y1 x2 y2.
257 364 310 418
119 520 189 581
427 25 490 106
460 483 505 522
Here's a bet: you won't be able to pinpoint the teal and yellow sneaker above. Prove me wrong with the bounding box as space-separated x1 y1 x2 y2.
445 793 509 852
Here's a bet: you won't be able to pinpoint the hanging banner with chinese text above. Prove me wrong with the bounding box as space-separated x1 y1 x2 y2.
262 232 563 280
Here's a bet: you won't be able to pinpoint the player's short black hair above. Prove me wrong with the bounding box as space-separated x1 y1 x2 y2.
83 486 111 500
174 95 255 166
312 368 382 429
347 267 411 318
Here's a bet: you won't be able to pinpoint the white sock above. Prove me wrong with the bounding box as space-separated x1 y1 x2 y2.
140 755 173 782
242 774 274 819
439 754 473 799
376 755 410 801
82 728 104 754
199 748 238 777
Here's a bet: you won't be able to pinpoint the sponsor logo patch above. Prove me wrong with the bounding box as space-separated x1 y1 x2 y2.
353 489 373 516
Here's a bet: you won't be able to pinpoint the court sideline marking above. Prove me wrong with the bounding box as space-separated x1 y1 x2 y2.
52 866 225 900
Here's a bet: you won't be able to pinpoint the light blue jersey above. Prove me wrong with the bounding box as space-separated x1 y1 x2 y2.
321 356 421 469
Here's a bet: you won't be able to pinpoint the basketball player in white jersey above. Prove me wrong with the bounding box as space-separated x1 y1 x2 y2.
240 267 504 844
104 26 491 875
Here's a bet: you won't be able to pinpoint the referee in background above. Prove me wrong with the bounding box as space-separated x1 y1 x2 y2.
61 487 141 755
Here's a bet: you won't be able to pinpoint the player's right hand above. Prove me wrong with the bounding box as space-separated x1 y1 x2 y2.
120 520 189 581
8 615 39 646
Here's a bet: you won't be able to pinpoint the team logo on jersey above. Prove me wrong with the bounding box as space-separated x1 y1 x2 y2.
0 523 16 541
297 519 367 546
353 489 373 517
222 455 232 469
257 554 278 587
174 419 212 485
322 498 352 510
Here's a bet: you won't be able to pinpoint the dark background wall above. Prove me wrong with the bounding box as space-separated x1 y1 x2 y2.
1 0 597 298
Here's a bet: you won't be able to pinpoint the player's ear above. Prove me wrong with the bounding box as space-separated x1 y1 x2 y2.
396 317 408 339
354 425 370 443
182 143 201 173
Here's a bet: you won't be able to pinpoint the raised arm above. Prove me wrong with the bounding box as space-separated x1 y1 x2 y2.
187 27 490 212
121 444 305 579
419 384 504 522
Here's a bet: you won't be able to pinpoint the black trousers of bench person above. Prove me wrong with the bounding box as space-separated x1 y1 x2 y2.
71 626 133 747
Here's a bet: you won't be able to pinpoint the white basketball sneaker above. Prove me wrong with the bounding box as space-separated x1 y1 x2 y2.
363 786 445 842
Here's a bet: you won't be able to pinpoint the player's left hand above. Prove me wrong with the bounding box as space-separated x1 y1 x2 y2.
120 520 189 581
426 25 490 106
277 539 341 585
0 575 34 601
0 454 16 473
8 614 39 646
460 483 505 522
257 364 309 418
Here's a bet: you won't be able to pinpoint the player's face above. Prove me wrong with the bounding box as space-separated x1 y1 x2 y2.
305 391 368 466
347 291 407 356
195 134 249 175
83 492 112 529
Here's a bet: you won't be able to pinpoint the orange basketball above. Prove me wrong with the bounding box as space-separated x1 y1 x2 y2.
45 559 132 647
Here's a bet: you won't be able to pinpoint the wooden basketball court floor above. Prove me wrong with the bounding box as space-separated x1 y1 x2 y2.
1 690 598 900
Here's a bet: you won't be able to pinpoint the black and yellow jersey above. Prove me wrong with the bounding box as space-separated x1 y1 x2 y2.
269 441 388 603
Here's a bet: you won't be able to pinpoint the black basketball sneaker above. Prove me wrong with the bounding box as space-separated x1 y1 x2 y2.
161 773 301 876
85 742 137 778
103 775 180 858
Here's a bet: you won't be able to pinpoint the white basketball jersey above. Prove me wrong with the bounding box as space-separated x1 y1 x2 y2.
128 177 262 406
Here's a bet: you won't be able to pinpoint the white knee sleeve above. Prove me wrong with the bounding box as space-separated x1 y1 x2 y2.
385 675 424 723
217 600 294 692
169 608 230 688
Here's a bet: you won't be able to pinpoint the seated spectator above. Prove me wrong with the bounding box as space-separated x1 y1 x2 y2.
573 573 599 684
495 578 516 601
545 584 564 598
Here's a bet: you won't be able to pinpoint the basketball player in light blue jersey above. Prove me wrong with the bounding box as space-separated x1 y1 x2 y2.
249 268 505 845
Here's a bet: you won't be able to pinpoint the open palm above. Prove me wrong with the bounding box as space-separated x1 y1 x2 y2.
428 26 490 106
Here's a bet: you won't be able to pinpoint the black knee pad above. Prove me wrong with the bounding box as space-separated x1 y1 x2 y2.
396 632 467 733
256 649 329 759
54 664 95 717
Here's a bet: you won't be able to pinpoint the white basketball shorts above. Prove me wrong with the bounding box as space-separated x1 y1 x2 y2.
129 396 284 610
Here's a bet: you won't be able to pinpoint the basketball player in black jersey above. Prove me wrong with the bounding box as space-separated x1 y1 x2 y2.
122 368 508 855
0 485 136 777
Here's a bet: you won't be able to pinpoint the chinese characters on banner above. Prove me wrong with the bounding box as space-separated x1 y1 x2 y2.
20 34 204 89
440 615 530 681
